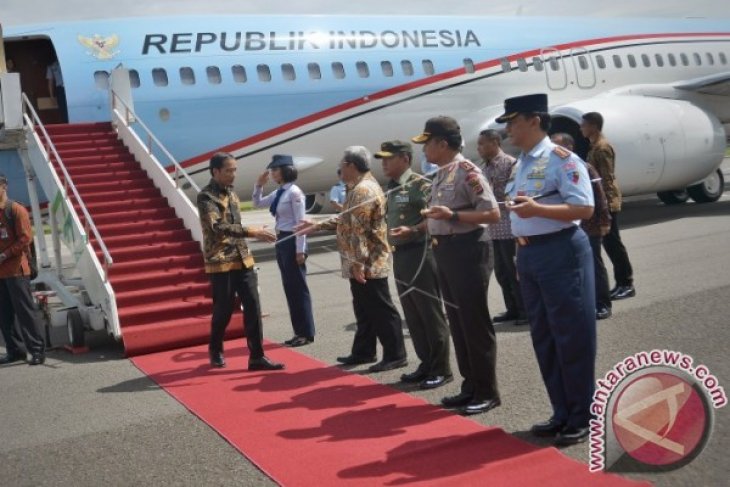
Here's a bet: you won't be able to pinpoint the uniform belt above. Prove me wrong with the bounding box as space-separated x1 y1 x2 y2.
516 226 576 246
391 240 428 252
431 228 483 245
277 230 294 236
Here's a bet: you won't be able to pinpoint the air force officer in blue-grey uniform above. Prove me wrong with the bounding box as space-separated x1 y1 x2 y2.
499 94 596 447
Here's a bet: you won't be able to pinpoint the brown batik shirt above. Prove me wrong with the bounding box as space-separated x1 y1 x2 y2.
197 179 254 273
587 135 622 212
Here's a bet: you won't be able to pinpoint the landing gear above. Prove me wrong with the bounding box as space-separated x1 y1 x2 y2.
67 308 86 349
657 189 689 205
687 169 725 203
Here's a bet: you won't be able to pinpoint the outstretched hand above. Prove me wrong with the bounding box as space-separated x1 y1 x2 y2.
248 225 276 243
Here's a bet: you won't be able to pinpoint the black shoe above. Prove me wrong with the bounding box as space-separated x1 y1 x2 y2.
368 357 408 373
460 398 501 416
596 307 612 320
209 352 226 368
611 285 635 300
531 418 566 437
441 392 473 408
248 356 285 371
286 336 313 347
513 315 529 326
420 375 453 390
336 354 377 365
400 368 428 383
493 312 518 324
0 353 26 365
283 336 299 346
609 285 620 297
555 425 590 446
28 354 46 366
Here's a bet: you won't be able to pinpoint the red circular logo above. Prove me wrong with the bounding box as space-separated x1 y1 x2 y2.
612 372 709 467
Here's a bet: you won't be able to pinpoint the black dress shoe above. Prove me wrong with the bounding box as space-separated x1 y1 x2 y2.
611 285 636 300
555 425 590 446
29 354 46 366
441 392 473 408
460 398 501 416
420 375 453 390
368 357 408 373
493 312 518 323
596 307 612 320
336 354 377 365
209 352 226 368
287 336 313 347
513 315 529 326
0 353 26 365
248 356 285 371
400 368 428 383
531 418 566 437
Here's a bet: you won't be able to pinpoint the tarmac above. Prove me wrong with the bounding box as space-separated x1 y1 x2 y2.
1 160 729 486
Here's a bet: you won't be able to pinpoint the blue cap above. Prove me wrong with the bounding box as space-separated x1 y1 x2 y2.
495 94 549 123
266 154 294 169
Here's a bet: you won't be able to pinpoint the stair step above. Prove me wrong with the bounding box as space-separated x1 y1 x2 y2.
56 147 131 159
76 179 155 193
76 190 164 206
70 169 149 184
93 228 193 249
57 153 136 165
118 298 213 328
53 137 123 150
110 267 207 293
104 240 201 263
63 161 142 176
115 282 211 308
92 207 177 225
97 218 185 237
45 122 113 135
110 253 204 276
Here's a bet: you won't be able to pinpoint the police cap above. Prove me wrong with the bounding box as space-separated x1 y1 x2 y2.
495 94 549 123
411 116 461 144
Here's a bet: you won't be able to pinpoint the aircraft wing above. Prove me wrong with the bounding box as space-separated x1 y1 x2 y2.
673 72 730 97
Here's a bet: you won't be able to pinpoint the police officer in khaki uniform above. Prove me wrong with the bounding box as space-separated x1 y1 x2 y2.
412 117 502 415
377 140 452 389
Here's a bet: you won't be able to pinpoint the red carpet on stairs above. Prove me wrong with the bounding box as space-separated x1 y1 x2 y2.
132 343 650 487
44 122 242 355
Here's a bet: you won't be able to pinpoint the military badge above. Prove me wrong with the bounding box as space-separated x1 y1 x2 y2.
568 171 580 184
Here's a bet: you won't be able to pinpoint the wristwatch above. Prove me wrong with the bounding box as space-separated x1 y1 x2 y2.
449 211 459 222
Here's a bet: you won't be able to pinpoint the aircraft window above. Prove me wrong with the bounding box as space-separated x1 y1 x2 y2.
308 63 321 80
693 53 702 65
668 53 677 66
463 58 475 74
548 57 560 71
180 67 195 85
423 59 435 75
401 60 414 76
641 54 651 67
680 53 689 66
356 61 370 78
207 66 222 84
627 55 637 68
655 54 664 67
517 58 528 72
232 65 247 83
257 64 272 82
152 68 168 87
612 55 623 68
282 63 296 81
332 62 345 79
720 52 728 64
595 55 606 69
578 56 589 70
706 53 715 65
532 57 544 71
381 61 394 77
129 69 141 88
500 58 512 72
94 71 110 89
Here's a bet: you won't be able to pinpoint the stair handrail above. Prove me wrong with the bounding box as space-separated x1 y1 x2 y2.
110 90 201 193
21 93 114 281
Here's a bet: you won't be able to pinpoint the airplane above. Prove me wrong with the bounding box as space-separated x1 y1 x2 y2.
1 14 729 211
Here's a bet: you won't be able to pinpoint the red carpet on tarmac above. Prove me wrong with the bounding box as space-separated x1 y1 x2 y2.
132 343 649 486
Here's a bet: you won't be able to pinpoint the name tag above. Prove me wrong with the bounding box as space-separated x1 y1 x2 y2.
394 193 409 204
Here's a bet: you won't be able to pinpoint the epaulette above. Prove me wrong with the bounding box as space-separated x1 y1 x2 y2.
459 160 479 172
552 146 571 159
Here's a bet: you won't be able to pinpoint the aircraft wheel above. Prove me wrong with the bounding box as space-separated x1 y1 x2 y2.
656 189 689 205
67 308 86 349
687 169 725 203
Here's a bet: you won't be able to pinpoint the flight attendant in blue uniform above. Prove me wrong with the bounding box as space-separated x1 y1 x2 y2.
253 155 316 347
498 94 596 446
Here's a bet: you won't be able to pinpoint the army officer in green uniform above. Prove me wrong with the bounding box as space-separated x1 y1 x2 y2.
377 140 453 390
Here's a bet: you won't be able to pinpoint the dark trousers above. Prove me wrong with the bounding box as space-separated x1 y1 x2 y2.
276 232 315 339
57 86 68 123
478 240 494 297
492 238 525 317
589 235 612 310
349 278 406 362
517 227 596 428
433 231 499 401
393 245 451 376
0 277 45 356
603 211 634 287
209 268 264 360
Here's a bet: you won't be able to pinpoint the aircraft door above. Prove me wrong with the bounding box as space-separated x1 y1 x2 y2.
540 48 568 91
570 48 597 89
